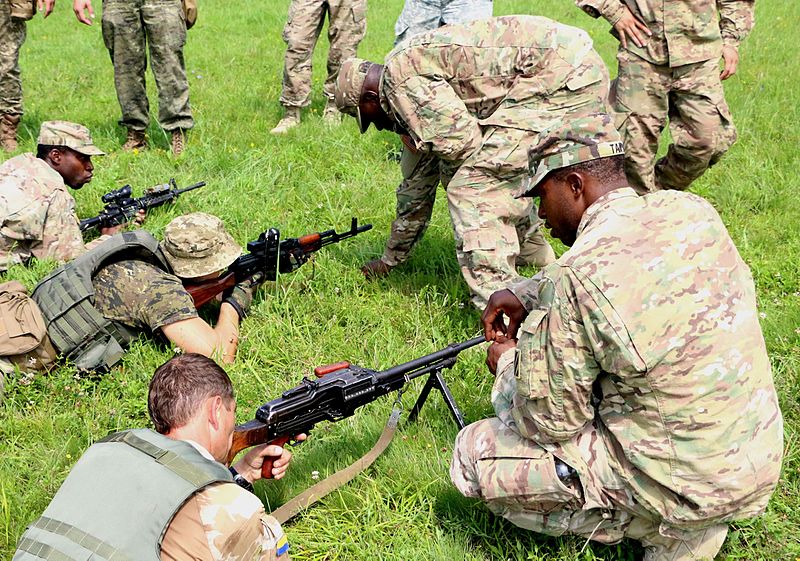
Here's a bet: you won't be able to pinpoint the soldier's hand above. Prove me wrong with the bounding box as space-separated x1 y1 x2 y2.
223 273 265 320
482 289 527 341
37 0 55 18
132 209 146 226
235 434 307 482
361 258 393 279
613 7 651 49
100 223 125 236
73 0 94 25
720 45 739 80
486 335 517 376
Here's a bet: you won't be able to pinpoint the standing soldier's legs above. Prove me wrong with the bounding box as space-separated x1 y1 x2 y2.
394 0 442 46
279 0 327 109
102 0 150 133
324 0 366 103
0 0 26 151
654 57 737 191
142 0 193 133
614 49 670 194
440 0 492 26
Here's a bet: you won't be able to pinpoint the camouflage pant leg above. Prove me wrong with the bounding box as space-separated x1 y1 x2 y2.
654 57 736 191
0 0 26 116
382 150 440 267
323 0 366 100
394 0 492 46
279 0 326 108
141 0 192 131
614 49 670 194
102 0 151 131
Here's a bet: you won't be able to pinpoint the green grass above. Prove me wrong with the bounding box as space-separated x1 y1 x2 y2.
2 0 799 559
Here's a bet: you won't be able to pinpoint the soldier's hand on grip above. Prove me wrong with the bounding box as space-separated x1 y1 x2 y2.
482 289 527 342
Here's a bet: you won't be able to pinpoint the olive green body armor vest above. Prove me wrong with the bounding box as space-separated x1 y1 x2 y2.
13 429 233 561
31 230 172 372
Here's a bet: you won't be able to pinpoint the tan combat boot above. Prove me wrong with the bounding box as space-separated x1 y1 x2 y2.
171 129 186 156
0 114 21 152
322 99 341 124
270 107 300 134
121 129 147 151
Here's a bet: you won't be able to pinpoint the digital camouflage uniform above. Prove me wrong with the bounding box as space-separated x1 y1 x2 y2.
382 0 492 271
279 0 367 108
577 0 753 193
101 0 193 133
376 16 610 308
451 187 783 558
0 0 27 118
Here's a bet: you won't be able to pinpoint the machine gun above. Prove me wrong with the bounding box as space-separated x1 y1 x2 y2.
79 178 205 232
227 336 485 478
185 217 372 309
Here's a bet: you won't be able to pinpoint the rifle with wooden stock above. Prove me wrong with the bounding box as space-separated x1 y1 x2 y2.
227 336 485 478
185 217 372 308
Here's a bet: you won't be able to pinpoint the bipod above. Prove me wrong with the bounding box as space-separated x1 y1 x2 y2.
407 368 466 430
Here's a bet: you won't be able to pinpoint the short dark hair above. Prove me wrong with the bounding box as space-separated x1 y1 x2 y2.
148 353 235 434
548 154 626 185
36 144 71 159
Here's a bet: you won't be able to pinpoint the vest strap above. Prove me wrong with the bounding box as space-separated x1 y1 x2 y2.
20 515 134 561
16 537 77 561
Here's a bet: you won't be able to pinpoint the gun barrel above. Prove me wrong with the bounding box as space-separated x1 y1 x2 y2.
78 216 103 232
378 336 485 380
173 180 206 195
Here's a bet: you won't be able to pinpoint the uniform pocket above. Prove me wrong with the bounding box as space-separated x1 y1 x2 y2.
514 309 553 399
461 228 496 252
351 1 366 23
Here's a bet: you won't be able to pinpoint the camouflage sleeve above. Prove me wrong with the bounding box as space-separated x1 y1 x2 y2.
507 272 543 312
196 483 289 560
575 0 627 25
34 189 86 264
717 0 755 48
385 76 482 162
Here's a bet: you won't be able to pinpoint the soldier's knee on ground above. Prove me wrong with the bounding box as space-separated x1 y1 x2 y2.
517 228 556 268
626 518 728 561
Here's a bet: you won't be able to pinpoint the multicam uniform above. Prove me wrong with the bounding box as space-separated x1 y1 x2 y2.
101 0 193 133
279 0 367 108
380 16 609 308
451 189 783 557
0 154 92 273
577 0 753 193
0 0 26 119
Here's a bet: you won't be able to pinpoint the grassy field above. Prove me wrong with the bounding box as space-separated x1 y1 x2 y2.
1 0 798 559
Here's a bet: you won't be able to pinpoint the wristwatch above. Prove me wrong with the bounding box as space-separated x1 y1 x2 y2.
229 466 254 493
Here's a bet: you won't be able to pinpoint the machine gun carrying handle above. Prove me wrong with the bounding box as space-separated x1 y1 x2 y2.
260 435 292 480
313 361 351 378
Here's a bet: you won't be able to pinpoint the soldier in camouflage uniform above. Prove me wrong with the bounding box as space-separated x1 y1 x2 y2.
14 353 296 560
451 114 783 560
359 0 493 280
577 0 753 193
92 212 261 364
74 0 193 155
0 0 56 152
0 121 122 273
270 0 367 134
334 16 609 309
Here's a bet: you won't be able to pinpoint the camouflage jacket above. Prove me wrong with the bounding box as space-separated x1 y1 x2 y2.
497 187 783 527
0 153 85 272
576 0 755 67
381 15 604 162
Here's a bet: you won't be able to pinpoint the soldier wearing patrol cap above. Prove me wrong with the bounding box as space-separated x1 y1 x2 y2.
333 16 611 310
452 113 783 560
0 120 133 273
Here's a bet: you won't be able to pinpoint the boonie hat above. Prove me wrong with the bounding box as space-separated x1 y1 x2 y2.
36 121 105 156
335 57 376 133
517 113 624 198
161 213 242 279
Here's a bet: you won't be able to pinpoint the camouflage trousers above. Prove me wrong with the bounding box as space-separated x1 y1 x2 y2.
394 0 492 46
279 0 367 107
451 416 729 560
0 0 26 116
613 49 737 194
101 0 193 132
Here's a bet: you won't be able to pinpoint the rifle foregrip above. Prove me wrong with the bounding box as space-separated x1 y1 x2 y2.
297 233 322 248
313 361 351 377
261 435 292 479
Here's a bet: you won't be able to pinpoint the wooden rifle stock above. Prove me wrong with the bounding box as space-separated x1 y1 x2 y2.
185 272 238 309
228 420 290 479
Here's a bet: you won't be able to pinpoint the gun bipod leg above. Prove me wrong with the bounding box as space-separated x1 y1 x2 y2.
407 370 467 430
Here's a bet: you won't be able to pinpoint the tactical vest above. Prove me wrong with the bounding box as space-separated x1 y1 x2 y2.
13 429 233 561
31 230 172 372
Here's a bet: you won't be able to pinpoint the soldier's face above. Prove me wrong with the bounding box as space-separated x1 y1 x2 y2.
536 173 585 247
55 148 94 189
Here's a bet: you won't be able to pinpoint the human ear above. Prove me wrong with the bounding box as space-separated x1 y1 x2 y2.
565 172 584 199
208 396 222 430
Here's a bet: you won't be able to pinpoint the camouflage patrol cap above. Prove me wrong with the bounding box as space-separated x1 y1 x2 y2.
36 121 105 156
335 57 375 133
517 113 624 198
161 213 242 279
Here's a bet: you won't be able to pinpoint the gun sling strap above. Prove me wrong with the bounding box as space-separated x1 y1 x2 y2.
271 406 401 524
